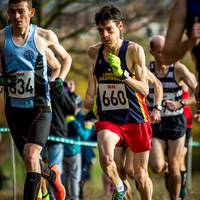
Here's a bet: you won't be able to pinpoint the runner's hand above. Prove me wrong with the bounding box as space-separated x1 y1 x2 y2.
108 53 123 77
0 74 17 86
150 109 161 124
50 77 64 94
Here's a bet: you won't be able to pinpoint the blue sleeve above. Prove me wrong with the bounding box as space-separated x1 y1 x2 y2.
70 120 91 140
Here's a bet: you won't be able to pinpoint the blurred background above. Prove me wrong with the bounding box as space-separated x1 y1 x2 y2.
0 0 199 199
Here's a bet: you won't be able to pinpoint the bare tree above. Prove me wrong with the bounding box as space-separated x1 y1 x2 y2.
0 0 172 40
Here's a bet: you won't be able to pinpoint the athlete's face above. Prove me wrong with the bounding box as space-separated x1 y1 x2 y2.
97 20 123 48
7 2 35 29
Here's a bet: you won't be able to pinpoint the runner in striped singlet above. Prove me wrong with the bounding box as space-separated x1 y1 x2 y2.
149 35 197 200
161 0 200 122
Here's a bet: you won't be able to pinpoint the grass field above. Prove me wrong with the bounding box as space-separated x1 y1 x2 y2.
0 140 200 200
83 173 200 200
81 152 200 200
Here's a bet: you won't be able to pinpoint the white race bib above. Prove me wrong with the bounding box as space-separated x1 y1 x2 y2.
8 71 35 98
99 83 129 111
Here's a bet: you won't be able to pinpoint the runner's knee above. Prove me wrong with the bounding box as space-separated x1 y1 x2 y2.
134 169 148 187
151 162 165 173
168 162 180 175
124 165 134 179
24 152 40 168
100 153 114 166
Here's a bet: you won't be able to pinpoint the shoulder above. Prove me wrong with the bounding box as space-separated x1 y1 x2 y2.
174 61 187 72
174 61 190 81
36 27 58 43
127 41 145 65
87 43 102 60
127 41 144 55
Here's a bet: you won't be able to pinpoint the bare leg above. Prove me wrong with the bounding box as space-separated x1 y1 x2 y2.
114 147 133 200
23 143 42 200
97 130 123 189
167 135 185 200
150 138 168 174
133 151 152 200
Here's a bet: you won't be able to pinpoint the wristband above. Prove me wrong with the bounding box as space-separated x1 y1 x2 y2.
154 104 162 111
121 70 130 80
179 100 185 108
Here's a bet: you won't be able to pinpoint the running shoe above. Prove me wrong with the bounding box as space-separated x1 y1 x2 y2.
179 184 187 199
49 165 65 200
42 192 50 200
112 183 127 200
37 189 43 200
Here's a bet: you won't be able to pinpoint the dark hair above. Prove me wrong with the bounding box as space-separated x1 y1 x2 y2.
95 4 124 25
8 0 32 8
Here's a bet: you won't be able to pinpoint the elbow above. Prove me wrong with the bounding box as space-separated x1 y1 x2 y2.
63 53 72 66
144 90 149 97
142 88 149 97
67 54 72 65
142 84 149 97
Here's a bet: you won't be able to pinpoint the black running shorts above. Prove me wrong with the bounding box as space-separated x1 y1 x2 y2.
151 114 186 141
5 106 52 156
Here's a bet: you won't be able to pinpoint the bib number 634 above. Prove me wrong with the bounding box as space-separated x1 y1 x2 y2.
8 71 35 98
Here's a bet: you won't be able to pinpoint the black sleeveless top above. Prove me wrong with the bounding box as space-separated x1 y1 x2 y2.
94 40 150 124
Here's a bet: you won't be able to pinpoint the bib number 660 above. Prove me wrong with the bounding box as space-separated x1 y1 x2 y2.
103 90 127 107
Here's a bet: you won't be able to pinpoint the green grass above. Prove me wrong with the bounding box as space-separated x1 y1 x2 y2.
0 136 200 199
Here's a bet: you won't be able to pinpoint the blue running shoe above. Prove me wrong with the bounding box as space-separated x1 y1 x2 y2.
179 184 187 199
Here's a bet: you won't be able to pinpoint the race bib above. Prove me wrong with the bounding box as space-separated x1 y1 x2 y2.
8 71 35 98
99 83 129 111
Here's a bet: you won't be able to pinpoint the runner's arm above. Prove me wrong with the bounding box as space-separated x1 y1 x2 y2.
147 69 163 123
124 44 149 96
175 62 197 92
46 48 61 81
162 0 196 64
47 30 72 81
147 69 163 106
84 64 97 110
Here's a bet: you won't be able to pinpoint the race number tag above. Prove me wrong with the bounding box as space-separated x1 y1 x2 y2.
8 71 35 98
99 83 129 111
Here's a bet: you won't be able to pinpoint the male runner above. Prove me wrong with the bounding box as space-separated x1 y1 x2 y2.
0 0 71 199
161 0 200 121
85 4 152 200
149 35 197 200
